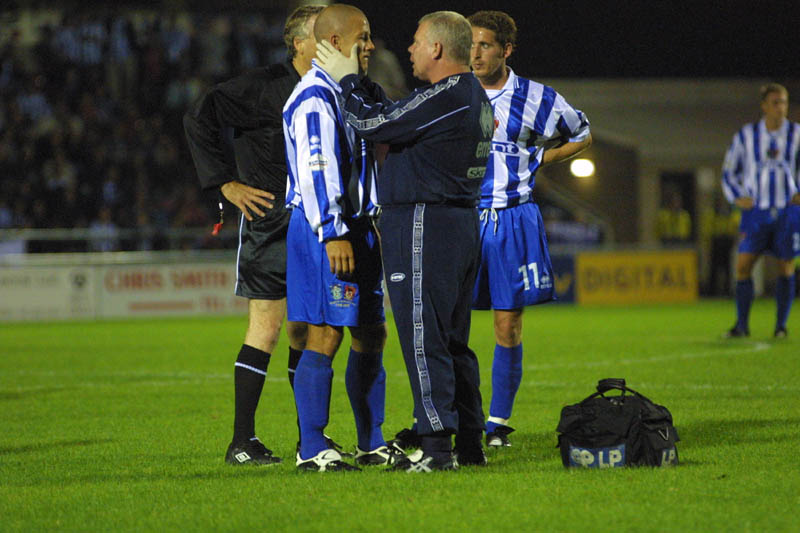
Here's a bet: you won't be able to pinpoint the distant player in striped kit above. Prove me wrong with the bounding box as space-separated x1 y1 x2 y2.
721 83 800 338
468 11 592 447
283 4 402 472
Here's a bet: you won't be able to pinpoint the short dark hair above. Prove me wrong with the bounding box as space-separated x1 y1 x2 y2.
467 10 517 48
760 82 788 101
283 5 325 60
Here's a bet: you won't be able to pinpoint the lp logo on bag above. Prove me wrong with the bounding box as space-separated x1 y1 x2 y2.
569 444 625 468
660 447 678 466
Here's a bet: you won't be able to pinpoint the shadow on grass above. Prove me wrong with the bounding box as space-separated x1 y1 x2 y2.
0 387 72 400
0 439 114 455
8 464 301 487
678 417 800 448
483 430 561 464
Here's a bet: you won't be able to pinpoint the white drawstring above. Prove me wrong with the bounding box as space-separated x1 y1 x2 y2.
479 208 499 234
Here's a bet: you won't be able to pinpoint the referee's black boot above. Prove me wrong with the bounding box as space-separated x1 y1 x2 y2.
455 430 487 466
225 438 282 466
387 427 422 452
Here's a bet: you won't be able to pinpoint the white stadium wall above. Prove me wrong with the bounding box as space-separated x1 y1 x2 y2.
0 252 247 321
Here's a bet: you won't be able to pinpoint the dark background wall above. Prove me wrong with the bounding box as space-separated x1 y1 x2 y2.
538 138 639 243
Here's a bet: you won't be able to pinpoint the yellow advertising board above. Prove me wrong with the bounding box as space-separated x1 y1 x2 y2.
575 250 698 304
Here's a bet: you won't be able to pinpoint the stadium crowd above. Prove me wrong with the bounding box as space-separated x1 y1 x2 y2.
1 9 601 254
0 10 292 250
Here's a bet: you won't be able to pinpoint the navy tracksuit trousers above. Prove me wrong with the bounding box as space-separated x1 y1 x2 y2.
379 204 485 436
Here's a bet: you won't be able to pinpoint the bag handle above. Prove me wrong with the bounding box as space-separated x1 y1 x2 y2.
579 378 656 404
597 378 627 394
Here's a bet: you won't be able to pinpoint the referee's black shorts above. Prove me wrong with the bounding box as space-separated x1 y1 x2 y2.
235 207 290 300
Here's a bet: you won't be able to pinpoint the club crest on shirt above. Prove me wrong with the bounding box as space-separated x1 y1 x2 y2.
480 102 495 138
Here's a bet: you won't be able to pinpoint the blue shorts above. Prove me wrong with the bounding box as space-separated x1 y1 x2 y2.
472 202 555 310
738 205 800 259
286 207 385 326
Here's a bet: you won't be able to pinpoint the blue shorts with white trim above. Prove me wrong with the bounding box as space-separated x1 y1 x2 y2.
472 202 555 310
286 207 384 327
739 205 800 259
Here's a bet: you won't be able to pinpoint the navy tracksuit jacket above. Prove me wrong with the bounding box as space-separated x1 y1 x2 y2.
339 72 493 435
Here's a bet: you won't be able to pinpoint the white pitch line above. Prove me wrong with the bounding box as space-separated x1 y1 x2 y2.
522 342 771 371
518 379 800 393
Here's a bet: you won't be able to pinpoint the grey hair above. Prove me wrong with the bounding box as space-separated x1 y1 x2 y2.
419 11 472 65
284 5 325 59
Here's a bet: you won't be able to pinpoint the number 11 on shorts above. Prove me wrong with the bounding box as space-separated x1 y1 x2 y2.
518 262 540 290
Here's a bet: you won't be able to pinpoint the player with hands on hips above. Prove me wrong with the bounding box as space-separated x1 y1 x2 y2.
468 10 591 448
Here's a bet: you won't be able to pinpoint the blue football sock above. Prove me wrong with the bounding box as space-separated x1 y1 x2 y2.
735 279 754 330
487 344 523 435
776 275 795 329
345 349 386 451
294 350 333 460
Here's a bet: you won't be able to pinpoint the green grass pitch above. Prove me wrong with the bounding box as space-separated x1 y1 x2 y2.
1 299 798 532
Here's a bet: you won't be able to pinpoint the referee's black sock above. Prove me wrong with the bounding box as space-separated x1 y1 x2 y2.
288 347 303 390
232 344 271 444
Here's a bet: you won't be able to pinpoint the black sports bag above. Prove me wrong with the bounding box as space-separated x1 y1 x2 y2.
556 378 679 468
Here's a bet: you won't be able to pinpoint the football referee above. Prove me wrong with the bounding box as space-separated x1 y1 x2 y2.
183 6 327 465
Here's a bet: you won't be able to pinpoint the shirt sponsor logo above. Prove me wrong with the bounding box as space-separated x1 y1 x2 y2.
467 167 486 179
568 444 626 468
491 141 520 154
390 272 406 282
308 154 328 171
475 141 492 158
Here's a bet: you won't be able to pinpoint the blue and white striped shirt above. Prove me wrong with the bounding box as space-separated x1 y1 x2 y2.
283 63 378 242
480 68 590 209
722 118 800 209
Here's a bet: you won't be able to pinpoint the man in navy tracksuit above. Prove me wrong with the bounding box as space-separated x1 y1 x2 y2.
317 10 494 471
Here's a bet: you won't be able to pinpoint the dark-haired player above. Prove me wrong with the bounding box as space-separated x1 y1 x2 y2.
468 10 592 447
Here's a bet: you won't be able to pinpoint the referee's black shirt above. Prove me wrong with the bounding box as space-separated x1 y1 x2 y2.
183 61 300 195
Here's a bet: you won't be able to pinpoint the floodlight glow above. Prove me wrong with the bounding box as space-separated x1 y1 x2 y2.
570 158 595 178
